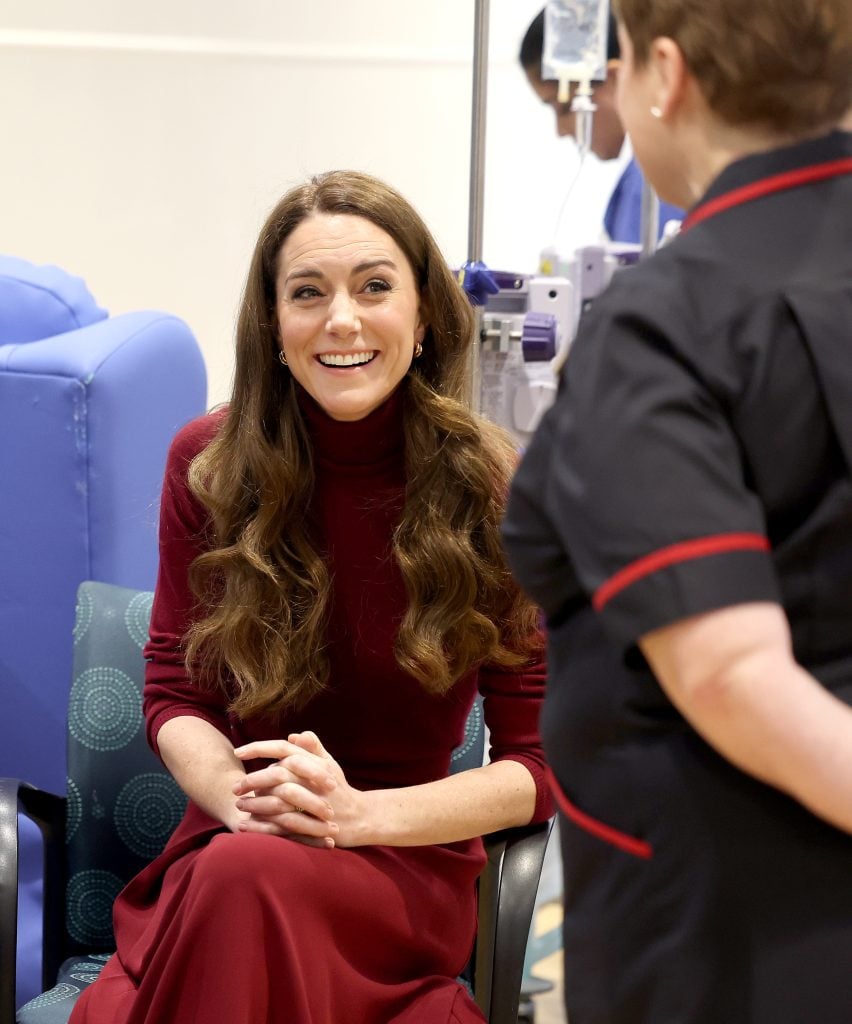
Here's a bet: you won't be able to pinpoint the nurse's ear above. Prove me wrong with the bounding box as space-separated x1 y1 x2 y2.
646 37 689 121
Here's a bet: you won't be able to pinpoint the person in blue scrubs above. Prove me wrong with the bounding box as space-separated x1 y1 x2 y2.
520 9 683 242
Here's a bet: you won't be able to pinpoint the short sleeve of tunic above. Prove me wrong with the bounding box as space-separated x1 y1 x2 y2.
510 260 781 650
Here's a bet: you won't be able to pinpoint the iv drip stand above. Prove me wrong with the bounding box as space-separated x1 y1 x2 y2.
639 178 660 257
466 0 490 411
468 0 489 265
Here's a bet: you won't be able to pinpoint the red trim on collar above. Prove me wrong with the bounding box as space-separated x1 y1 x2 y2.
593 532 770 612
546 766 653 859
683 158 852 231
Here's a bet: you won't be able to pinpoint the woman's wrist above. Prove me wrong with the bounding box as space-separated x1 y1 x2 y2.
339 788 384 848
184 769 248 833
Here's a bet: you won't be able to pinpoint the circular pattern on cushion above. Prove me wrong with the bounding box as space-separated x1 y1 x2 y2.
68 667 142 751
115 772 186 858
451 701 483 764
68 969 104 984
17 983 81 1010
73 587 94 646
124 591 154 649
66 776 82 842
66 869 124 946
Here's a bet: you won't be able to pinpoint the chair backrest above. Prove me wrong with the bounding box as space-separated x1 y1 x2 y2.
0 256 207 799
63 582 185 960
62 581 486 961
1 260 207 1008
0 255 107 344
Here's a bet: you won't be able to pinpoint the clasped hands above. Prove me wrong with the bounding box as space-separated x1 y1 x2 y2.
232 731 361 849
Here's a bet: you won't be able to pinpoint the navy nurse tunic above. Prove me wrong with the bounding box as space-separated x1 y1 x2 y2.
503 130 852 1024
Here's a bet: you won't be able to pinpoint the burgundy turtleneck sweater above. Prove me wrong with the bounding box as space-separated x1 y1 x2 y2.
143 386 551 822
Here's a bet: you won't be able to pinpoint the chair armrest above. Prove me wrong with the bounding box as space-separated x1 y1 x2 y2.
474 816 555 1024
0 778 67 1019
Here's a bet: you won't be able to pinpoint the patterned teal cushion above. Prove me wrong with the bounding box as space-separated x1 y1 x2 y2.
16 955 110 1024
25 581 488 1023
450 695 484 773
65 585 485 950
64 582 186 955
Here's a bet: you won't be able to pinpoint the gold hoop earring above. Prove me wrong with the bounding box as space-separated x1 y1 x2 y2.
414 340 423 359
278 350 288 367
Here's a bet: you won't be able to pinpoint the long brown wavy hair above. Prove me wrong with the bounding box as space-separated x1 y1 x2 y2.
185 170 540 719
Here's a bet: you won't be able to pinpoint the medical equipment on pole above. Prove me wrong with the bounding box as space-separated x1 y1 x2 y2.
461 2 655 443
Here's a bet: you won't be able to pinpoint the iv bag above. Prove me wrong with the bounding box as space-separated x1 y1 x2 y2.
542 0 610 84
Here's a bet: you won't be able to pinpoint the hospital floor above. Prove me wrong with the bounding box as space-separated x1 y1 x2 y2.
525 899 567 1024
521 822 567 1023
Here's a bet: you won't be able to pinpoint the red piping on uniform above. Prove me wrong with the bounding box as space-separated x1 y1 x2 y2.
683 158 852 231
546 765 653 860
593 532 770 612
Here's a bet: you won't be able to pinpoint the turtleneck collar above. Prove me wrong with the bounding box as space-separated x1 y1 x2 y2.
296 383 406 471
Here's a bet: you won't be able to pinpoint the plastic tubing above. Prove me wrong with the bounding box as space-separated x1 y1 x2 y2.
568 75 596 160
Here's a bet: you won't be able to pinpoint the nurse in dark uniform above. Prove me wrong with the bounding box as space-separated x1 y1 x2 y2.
502 0 852 1022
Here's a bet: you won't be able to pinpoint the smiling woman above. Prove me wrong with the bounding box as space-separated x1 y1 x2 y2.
275 212 425 422
68 170 552 1024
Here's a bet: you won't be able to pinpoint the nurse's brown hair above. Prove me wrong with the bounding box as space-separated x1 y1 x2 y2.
184 171 540 718
613 0 852 133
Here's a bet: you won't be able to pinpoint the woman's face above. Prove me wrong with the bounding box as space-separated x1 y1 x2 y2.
275 212 425 422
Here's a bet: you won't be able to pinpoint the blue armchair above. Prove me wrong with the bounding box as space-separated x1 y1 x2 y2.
0 256 207 1006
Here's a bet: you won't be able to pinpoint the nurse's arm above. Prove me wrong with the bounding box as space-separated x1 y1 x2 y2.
640 601 852 834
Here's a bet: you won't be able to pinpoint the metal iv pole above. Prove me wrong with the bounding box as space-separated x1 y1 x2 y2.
639 179 660 257
466 0 490 411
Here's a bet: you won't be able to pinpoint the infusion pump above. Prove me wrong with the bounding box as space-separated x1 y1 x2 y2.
478 244 639 446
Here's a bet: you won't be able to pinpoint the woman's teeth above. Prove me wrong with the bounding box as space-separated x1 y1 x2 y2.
318 352 376 367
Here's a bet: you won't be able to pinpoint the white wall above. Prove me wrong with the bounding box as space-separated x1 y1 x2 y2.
0 1 617 405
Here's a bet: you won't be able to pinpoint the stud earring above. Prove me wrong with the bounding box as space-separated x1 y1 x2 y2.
278 350 288 367
414 340 423 359
650 105 663 119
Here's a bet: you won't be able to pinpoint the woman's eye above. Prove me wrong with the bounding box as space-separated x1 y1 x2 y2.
364 278 392 294
292 285 321 300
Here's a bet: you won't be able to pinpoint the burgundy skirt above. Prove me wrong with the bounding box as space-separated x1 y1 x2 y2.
69 804 487 1024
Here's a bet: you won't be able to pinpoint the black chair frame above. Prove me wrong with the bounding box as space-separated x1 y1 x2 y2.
0 781 551 1024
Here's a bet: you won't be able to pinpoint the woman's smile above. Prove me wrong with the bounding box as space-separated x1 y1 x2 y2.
316 350 378 369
